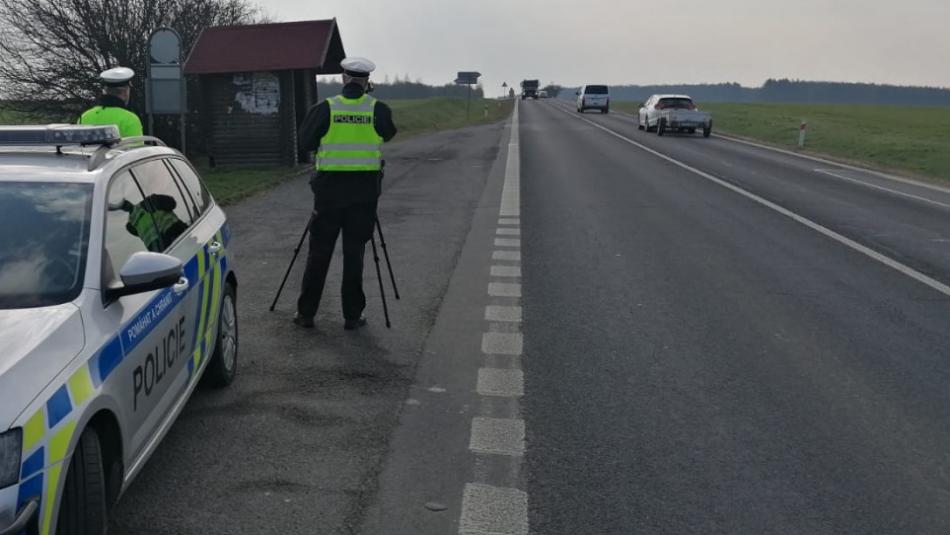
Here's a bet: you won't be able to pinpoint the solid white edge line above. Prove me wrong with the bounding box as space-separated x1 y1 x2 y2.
556 106 950 299
814 169 950 210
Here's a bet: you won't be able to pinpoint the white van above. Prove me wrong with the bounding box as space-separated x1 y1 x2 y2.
576 85 610 114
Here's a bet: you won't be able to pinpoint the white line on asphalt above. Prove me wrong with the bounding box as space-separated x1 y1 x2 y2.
814 168 950 210
459 484 528 535
482 330 524 356
460 99 528 535
477 368 525 397
715 133 950 196
485 305 523 322
561 108 950 299
488 282 522 297
469 417 526 456
495 238 522 248
493 250 522 261
491 265 522 278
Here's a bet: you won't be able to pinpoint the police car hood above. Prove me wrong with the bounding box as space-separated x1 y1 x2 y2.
0 304 85 429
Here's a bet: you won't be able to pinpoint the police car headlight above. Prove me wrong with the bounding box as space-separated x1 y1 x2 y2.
0 428 22 488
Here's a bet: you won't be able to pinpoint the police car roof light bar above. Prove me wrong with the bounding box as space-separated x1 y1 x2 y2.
0 125 122 147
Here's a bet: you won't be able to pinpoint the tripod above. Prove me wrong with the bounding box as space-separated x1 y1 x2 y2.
270 215 400 327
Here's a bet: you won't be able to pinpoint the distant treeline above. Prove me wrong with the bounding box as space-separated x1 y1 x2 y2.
561 79 950 106
317 80 484 100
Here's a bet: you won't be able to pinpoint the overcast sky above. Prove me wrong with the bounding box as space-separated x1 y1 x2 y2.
264 0 950 94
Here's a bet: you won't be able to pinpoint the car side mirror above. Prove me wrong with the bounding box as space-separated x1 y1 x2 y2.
575 91 580 96
107 252 183 300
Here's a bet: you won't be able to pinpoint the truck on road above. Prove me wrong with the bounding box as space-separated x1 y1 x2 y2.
521 80 540 100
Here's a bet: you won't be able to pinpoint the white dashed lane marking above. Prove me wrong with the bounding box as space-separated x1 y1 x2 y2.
459 484 529 535
469 417 526 456
482 332 524 355
491 265 522 278
485 305 522 322
495 238 522 248
460 99 527 535
488 282 522 297
477 368 525 398
492 250 522 262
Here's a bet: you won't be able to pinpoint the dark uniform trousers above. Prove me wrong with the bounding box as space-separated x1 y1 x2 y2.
297 199 378 321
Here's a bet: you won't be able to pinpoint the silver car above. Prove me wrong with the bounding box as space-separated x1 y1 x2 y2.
0 125 238 535
638 94 713 137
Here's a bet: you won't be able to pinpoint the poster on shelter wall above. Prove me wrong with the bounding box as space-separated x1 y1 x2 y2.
232 72 280 114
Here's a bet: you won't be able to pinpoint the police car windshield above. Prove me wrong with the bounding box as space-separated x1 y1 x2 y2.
0 182 92 309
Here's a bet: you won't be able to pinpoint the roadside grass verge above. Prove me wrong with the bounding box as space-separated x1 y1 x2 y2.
389 97 514 139
196 164 308 206
610 101 950 182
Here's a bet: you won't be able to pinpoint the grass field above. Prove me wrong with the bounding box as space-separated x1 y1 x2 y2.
610 101 950 182
196 165 306 206
2 97 515 204
389 97 514 139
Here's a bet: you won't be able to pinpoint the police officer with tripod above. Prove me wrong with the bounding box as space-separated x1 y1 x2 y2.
292 57 397 331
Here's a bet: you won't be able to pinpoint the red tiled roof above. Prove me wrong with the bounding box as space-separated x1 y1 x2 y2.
184 19 345 75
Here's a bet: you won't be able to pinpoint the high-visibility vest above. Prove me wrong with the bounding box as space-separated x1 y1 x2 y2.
128 205 181 251
316 95 383 172
78 105 144 138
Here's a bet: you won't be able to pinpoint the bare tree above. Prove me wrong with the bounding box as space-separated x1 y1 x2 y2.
0 0 263 116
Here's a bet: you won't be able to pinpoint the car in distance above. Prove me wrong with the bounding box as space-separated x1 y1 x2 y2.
639 94 713 137
538 90 549 99
576 85 610 114
0 125 239 535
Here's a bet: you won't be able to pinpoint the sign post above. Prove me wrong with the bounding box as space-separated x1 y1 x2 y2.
455 71 481 120
502 81 508 99
799 119 807 148
146 28 186 152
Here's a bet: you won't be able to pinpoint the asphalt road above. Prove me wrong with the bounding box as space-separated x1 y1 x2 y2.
110 98 950 535
521 100 950 534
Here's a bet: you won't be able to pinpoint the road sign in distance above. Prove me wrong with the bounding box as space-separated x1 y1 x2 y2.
456 71 481 85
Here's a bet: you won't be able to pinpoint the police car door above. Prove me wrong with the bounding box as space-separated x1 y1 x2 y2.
122 159 201 454
101 169 189 464
165 158 228 381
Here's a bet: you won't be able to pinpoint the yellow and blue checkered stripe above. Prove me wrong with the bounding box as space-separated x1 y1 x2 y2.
13 224 230 535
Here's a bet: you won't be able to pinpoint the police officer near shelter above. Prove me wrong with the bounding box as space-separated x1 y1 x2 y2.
294 57 397 331
78 67 144 138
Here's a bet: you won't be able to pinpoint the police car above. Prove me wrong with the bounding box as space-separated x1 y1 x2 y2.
0 125 238 535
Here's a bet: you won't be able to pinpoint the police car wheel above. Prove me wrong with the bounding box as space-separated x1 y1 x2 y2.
57 427 107 535
204 283 238 388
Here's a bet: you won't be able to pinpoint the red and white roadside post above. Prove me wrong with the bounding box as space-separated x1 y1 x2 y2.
799 119 808 148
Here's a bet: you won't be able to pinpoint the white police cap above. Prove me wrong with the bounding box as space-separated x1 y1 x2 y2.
100 67 135 87
341 57 376 78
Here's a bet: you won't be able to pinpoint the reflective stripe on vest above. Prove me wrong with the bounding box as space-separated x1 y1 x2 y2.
316 95 383 172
